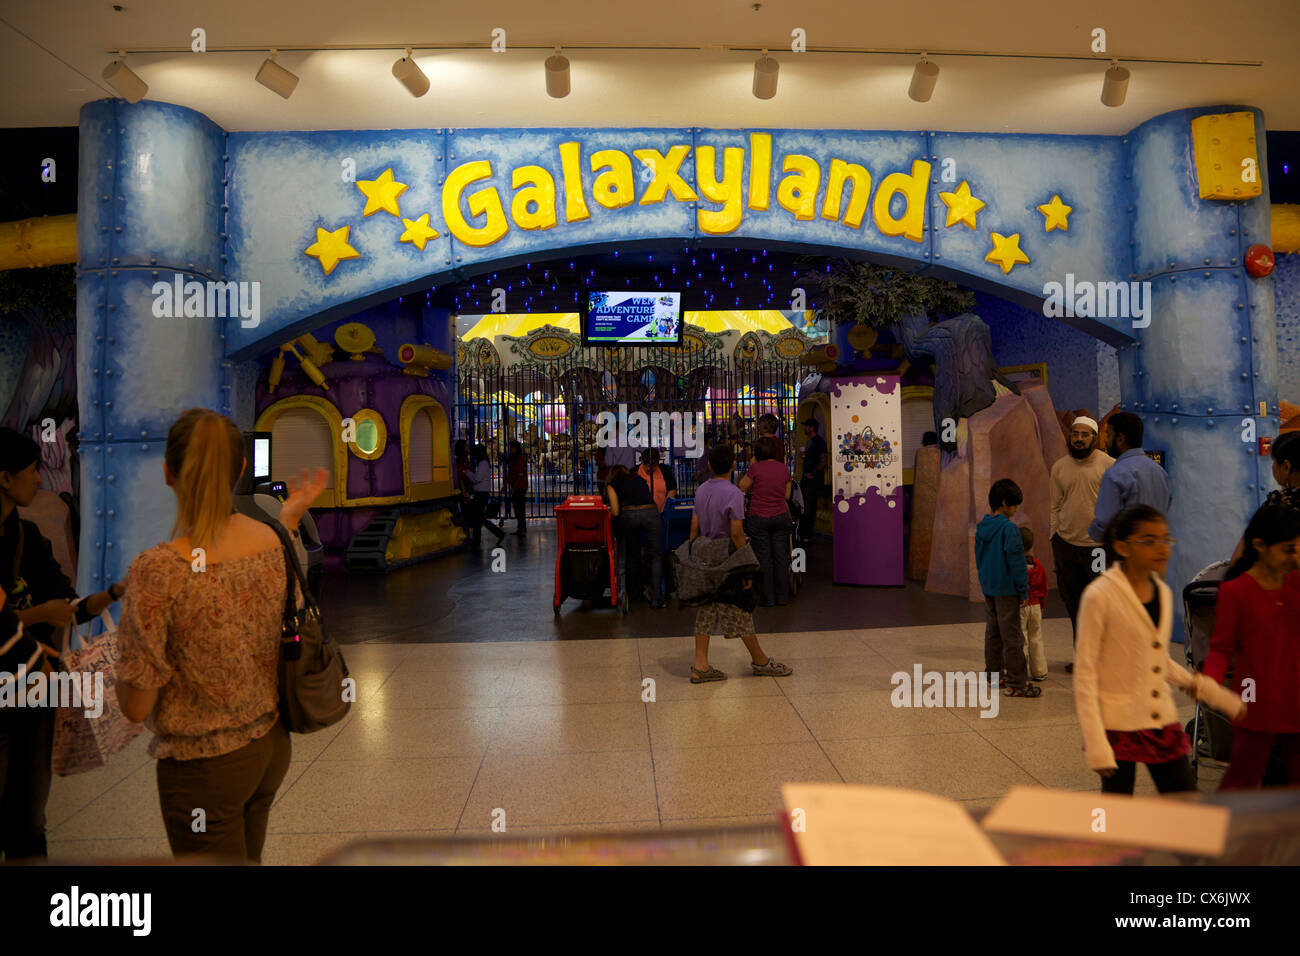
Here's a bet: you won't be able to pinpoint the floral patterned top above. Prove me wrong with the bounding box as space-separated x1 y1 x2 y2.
117 544 289 761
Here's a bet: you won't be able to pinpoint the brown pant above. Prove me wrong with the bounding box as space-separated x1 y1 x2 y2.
156 721 291 863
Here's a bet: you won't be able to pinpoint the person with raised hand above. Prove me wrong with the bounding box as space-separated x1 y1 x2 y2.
116 409 327 863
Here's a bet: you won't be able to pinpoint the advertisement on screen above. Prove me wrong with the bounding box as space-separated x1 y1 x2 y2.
583 290 683 346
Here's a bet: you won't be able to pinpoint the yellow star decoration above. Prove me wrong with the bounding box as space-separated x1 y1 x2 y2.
1037 194 1073 232
399 213 440 251
304 225 360 276
938 180 986 230
356 168 409 217
985 232 1030 275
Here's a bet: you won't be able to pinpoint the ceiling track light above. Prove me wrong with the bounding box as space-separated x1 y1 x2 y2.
1101 59 1130 108
908 54 939 102
546 46 570 98
393 47 430 97
102 52 148 103
753 49 779 99
256 49 299 99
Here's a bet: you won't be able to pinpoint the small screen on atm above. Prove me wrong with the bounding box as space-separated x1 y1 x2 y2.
237 431 272 495
253 437 270 480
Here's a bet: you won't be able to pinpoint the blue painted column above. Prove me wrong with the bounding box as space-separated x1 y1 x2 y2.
1123 107 1279 599
76 100 228 596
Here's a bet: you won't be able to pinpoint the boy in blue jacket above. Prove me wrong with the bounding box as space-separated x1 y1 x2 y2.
975 479 1040 698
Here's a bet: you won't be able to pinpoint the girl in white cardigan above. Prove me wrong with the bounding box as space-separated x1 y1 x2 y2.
1074 506 1246 794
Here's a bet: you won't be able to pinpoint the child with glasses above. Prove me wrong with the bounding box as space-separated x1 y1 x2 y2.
1074 505 1245 794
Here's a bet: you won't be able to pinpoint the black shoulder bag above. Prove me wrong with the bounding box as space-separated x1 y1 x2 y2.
266 522 351 733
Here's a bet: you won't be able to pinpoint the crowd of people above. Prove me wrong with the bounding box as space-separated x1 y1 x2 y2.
0 408 1296 863
977 413 1300 796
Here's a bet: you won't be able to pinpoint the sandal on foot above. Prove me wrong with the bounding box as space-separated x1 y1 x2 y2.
751 657 792 677
1003 684 1043 698
690 665 728 684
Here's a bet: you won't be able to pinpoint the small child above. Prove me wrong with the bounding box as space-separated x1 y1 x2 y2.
1020 525 1049 681
1204 504 1300 789
1074 505 1245 794
975 479 1038 698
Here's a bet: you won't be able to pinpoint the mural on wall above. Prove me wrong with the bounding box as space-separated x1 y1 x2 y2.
0 313 78 496
831 376 903 586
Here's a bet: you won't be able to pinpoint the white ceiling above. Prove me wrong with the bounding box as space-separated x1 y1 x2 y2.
2 0 1297 134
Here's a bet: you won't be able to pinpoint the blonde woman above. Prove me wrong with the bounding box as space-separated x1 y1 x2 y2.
116 409 326 862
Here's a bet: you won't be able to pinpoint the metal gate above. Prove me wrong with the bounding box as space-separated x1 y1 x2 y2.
454 334 807 520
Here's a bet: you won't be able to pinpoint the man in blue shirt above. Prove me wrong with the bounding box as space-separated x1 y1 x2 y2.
1088 412 1171 542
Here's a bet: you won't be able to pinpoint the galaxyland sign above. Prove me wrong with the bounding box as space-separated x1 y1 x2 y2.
439 134 931 245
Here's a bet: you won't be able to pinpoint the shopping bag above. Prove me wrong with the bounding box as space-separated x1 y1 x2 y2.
52 610 144 776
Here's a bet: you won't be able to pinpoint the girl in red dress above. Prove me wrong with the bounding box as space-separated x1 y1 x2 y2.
1206 504 1300 789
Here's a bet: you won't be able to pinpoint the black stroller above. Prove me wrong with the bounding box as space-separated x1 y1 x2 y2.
1183 561 1233 776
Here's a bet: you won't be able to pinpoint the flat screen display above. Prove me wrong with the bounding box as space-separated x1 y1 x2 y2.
582 290 683 346
237 431 272 495
253 437 271 479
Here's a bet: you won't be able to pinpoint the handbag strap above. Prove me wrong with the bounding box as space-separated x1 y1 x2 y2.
261 521 318 633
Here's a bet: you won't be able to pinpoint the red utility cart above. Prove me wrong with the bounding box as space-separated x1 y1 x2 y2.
553 495 619 615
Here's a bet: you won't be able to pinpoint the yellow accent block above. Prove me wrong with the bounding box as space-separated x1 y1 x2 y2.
1190 112 1262 201
1274 203 1300 254
385 509 466 563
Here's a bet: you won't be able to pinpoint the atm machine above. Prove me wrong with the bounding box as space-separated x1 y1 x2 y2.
232 431 324 600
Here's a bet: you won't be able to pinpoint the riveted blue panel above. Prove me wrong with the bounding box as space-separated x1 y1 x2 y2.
1146 414 1263 602
224 129 451 355
101 441 174 589
75 444 107 598
930 132 1129 341
75 271 108 442
1116 341 1145 409
1129 107 1262 278
77 101 119 270
97 270 225 436
103 101 226 275
1245 269 1279 412
1136 271 1253 415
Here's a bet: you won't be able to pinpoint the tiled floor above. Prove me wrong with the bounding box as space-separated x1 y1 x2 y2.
46 618 1221 865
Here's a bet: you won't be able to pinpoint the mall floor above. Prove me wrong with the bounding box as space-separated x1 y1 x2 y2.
44 529 1221 864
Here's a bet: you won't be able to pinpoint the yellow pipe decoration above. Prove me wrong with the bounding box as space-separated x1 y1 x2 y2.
0 214 77 270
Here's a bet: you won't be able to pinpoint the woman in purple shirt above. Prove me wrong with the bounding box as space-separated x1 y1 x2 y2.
739 436 793 606
689 444 792 684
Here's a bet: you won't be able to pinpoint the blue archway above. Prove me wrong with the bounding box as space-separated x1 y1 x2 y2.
76 101 1281 603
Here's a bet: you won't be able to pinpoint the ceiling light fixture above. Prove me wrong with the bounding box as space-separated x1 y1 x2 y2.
545 47 570 98
1101 60 1129 107
392 47 429 97
753 50 779 99
908 55 939 102
102 53 148 103
256 49 298 99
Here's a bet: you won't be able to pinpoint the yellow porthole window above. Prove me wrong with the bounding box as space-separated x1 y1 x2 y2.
346 409 388 460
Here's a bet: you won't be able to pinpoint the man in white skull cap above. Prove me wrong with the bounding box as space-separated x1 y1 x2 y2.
1049 414 1113 673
